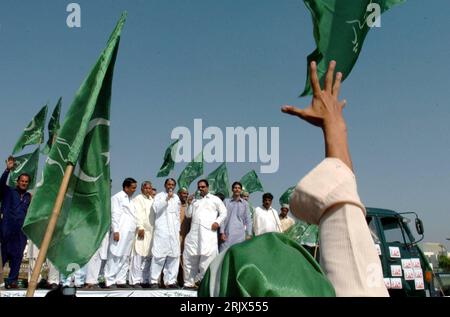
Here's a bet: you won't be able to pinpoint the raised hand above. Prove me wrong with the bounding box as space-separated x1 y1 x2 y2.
282 60 346 129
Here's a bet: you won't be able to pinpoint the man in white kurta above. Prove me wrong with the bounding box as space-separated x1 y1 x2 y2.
149 178 181 288
129 181 154 287
104 178 138 287
253 193 282 236
183 179 227 288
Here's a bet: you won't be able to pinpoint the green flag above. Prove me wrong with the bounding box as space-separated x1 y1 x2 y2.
279 186 295 206
206 162 230 198
240 170 264 194
12 105 48 155
199 233 334 297
284 221 319 247
8 147 40 190
301 0 405 96
157 139 179 178
42 98 62 155
178 152 203 190
23 13 126 274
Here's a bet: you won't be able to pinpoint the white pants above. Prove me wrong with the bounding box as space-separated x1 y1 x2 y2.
183 253 216 287
104 255 130 286
150 256 179 285
85 249 103 285
47 260 60 285
129 248 152 285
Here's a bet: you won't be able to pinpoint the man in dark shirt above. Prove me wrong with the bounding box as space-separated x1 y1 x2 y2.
0 156 32 289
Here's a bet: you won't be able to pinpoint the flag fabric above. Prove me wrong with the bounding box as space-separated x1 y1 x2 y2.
42 98 62 155
301 0 405 96
178 152 203 190
279 186 295 206
12 105 48 155
284 221 319 247
206 162 230 198
8 147 40 190
240 170 264 194
198 233 335 297
22 13 126 274
157 139 179 178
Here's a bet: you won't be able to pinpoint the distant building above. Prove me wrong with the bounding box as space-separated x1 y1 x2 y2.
421 242 448 271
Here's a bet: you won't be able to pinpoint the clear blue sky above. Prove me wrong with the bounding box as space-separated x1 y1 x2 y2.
0 0 449 249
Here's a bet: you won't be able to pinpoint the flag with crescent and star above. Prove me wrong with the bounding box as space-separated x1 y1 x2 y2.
23 13 126 274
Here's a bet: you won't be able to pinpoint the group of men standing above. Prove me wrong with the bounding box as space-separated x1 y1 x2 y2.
101 177 295 289
1 153 295 290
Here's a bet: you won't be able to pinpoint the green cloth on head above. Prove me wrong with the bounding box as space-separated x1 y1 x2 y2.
199 233 335 297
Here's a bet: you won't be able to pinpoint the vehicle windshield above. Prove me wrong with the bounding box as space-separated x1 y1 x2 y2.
380 216 412 245
434 273 450 297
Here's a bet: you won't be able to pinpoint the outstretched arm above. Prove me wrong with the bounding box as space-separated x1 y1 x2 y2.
284 61 388 297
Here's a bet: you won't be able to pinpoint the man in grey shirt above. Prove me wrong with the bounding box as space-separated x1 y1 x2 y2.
219 182 252 253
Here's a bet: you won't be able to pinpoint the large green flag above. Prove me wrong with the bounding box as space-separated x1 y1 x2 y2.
279 186 295 206
301 0 405 96
12 105 48 155
42 98 62 155
240 170 264 194
199 233 334 297
157 139 179 178
178 152 203 190
23 13 126 274
206 162 230 198
8 147 40 190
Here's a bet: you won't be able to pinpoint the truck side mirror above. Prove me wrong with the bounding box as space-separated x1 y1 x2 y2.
415 218 424 235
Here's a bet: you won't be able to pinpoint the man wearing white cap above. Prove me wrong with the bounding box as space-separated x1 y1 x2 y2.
279 204 295 233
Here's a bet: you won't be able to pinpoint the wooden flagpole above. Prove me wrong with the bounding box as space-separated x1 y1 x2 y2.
26 164 74 297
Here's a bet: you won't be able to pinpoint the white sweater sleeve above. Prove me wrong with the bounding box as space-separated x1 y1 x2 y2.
290 158 389 297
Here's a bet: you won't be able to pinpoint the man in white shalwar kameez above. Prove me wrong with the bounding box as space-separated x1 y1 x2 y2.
149 178 181 288
104 178 138 288
253 193 282 236
183 179 227 289
129 181 154 287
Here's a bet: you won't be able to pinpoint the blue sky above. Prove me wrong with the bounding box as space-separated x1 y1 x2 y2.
0 0 449 249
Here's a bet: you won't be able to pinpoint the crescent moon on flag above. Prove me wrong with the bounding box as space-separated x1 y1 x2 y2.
24 118 36 132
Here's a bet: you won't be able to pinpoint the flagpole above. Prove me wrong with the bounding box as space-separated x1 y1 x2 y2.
26 164 74 297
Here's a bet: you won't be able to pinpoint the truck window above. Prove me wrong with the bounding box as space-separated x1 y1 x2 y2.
366 216 380 244
380 217 411 244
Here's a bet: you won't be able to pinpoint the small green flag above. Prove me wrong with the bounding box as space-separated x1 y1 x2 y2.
301 0 405 96
279 186 295 206
284 221 319 247
178 152 203 190
157 139 179 178
206 162 230 198
240 170 264 194
23 13 126 274
12 105 48 155
42 98 62 155
8 147 40 190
